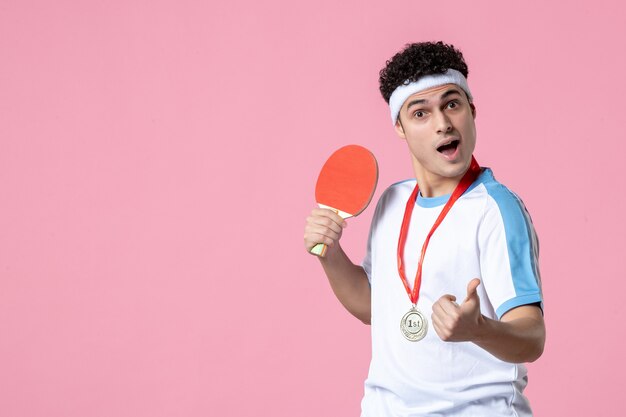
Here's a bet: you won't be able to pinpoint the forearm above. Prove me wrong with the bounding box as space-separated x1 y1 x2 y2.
319 242 371 324
473 307 545 363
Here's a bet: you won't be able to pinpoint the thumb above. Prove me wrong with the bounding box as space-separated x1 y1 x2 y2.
464 278 481 303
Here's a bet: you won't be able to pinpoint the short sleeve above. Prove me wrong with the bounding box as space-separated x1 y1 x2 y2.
361 186 394 285
362 198 382 284
362 233 373 284
478 186 543 319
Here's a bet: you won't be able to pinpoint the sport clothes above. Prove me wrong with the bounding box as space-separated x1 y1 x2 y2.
361 168 543 417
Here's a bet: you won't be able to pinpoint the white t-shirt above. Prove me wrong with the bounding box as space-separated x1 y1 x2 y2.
361 168 543 417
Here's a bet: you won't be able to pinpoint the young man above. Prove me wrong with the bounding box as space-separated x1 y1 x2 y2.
304 42 545 416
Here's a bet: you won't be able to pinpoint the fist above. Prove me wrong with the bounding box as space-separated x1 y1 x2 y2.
431 278 484 342
303 208 347 255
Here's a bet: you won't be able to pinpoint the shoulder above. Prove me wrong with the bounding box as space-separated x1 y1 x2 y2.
376 178 416 208
472 168 533 221
367 179 415 229
473 169 539 252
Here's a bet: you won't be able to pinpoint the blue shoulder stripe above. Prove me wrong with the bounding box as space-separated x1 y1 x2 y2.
482 175 542 317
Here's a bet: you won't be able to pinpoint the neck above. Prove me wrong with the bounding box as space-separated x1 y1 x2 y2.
411 160 467 198
415 176 462 197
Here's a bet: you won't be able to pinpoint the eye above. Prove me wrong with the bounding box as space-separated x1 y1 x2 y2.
446 100 459 109
413 110 425 118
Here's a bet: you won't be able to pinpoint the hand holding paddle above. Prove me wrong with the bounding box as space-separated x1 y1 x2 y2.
307 145 378 257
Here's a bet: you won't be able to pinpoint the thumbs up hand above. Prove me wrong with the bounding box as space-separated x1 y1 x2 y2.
431 278 485 342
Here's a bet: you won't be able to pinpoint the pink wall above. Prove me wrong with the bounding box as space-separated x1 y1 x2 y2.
1 0 624 415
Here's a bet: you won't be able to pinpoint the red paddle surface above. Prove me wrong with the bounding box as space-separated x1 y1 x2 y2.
315 145 378 216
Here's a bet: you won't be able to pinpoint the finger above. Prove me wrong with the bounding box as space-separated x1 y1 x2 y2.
304 226 341 247
304 231 340 248
311 208 348 227
431 312 442 329
431 312 441 332
304 222 342 240
306 213 344 235
304 232 337 251
430 313 449 341
435 295 459 316
432 296 454 317
309 208 346 227
465 278 481 302
431 300 446 319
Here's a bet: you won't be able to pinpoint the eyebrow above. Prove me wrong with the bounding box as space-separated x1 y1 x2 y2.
405 88 464 110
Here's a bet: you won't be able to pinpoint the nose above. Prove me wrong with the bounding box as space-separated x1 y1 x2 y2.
434 110 452 134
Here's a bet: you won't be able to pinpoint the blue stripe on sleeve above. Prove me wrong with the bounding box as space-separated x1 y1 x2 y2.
483 177 543 317
496 294 543 318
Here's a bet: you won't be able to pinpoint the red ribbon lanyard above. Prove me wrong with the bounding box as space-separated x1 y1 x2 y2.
397 156 482 305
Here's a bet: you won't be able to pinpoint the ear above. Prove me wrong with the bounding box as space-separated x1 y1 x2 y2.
470 103 477 119
394 117 407 139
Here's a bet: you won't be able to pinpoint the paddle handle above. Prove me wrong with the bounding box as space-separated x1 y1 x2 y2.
310 242 329 257
309 205 352 258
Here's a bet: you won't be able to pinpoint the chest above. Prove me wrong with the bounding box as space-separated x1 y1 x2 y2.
369 199 485 309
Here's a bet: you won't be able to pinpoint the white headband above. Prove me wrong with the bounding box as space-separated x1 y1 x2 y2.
388 69 473 125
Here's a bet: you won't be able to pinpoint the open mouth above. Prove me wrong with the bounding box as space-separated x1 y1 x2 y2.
437 139 460 156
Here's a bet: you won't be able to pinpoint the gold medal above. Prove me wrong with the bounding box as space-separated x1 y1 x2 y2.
400 306 428 342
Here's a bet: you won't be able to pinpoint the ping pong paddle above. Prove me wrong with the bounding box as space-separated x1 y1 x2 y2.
310 145 378 257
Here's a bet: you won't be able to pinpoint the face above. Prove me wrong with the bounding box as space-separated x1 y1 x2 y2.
395 84 477 195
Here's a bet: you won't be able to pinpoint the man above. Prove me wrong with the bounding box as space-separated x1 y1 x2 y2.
304 42 545 416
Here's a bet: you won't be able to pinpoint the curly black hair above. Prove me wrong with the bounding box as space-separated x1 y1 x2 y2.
379 41 469 103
